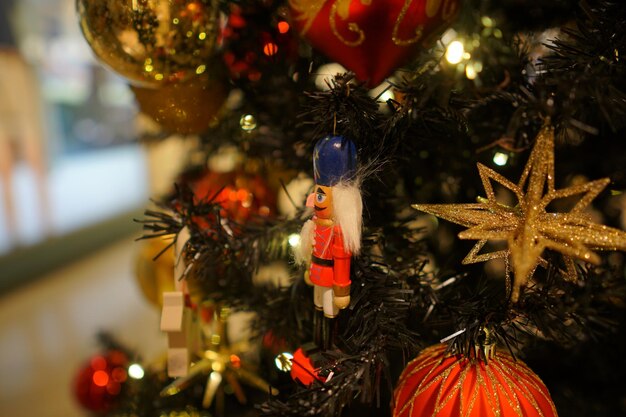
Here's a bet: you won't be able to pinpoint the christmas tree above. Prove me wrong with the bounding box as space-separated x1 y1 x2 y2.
75 0 626 416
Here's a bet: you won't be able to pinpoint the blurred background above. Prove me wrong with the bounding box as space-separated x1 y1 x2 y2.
0 0 165 415
0 0 146 258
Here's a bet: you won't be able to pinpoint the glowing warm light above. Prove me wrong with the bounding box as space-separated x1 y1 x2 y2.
210 371 222 383
481 16 495 27
92 370 109 387
379 89 395 102
288 233 301 247
128 363 145 379
445 41 465 64
493 152 509 166
230 354 242 368
274 352 293 372
278 21 290 34
263 42 278 56
465 64 477 80
211 361 224 373
196 64 206 75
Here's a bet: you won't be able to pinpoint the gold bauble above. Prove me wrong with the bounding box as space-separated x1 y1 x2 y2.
135 236 210 307
77 0 220 87
131 75 228 134
134 237 176 307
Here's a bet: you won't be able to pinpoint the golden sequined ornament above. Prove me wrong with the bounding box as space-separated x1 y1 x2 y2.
413 124 626 301
131 74 228 134
392 344 558 417
77 0 220 87
160 305 277 416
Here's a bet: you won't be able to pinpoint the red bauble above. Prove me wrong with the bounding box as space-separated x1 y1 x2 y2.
392 344 558 417
185 169 276 224
73 350 129 413
289 0 460 86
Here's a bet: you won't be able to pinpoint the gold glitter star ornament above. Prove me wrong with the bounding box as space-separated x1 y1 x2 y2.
392 344 558 417
160 305 277 416
413 124 626 301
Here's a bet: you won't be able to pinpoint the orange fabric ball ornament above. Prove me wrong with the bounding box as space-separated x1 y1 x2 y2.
392 344 558 417
188 169 275 224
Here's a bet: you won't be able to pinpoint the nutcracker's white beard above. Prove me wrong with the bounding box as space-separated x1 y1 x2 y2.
295 219 314 265
332 182 362 255
294 182 362 265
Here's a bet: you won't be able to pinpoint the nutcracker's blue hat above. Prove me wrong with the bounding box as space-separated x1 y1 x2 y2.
313 135 358 186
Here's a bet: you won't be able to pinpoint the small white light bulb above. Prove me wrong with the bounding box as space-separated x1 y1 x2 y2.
128 363 145 379
274 352 294 372
288 233 301 247
378 90 395 102
493 152 509 166
445 41 465 64
465 64 477 80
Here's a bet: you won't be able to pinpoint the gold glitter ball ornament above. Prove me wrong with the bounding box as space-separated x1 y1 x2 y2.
392 344 558 417
414 124 626 302
77 0 220 87
131 74 228 134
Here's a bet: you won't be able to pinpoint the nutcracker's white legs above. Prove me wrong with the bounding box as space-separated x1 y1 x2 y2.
314 285 339 318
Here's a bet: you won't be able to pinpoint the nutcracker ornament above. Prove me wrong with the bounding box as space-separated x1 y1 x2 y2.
291 136 362 385
298 135 362 319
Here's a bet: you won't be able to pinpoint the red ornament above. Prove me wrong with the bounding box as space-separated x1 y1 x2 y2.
289 0 460 87
73 350 129 413
186 169 275 224
392 344 558 417
290 347 324 386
